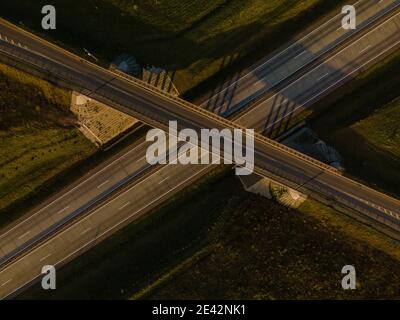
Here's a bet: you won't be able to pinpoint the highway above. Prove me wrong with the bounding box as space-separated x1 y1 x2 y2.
0 0 399 298
235 10 400 133
202 0 399 117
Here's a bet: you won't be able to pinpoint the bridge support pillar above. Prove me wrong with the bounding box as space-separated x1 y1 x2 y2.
238 173 308 209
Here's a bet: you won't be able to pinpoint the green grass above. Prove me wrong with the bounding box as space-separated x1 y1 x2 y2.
350 98 400 159
308 52 400 198
0 63 96 221
0 0 347 93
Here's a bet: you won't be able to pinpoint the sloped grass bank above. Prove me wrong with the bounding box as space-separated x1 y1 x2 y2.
0 63 96 223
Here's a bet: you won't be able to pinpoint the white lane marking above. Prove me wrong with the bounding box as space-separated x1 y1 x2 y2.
97 180 109 189
18 231 31 240
40 253 52 262
317 72 330 81
294 51 306 59
360 45 372 53
1 279 12 287
80 227 92 235
57 206 70 214
158 177 169 185
118 202 131 211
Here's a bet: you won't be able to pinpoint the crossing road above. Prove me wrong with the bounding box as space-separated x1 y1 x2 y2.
0 0 399 298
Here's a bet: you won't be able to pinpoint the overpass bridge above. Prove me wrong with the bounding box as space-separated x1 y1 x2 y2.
0 13 399 236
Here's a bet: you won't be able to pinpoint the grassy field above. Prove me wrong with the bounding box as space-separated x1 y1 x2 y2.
21 168 400 300
147 197 400 300
0 63 96 222
352 98 400 159
308 52 400 198
0 0 347 93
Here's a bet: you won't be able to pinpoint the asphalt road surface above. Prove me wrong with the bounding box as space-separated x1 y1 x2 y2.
0 0 399 298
